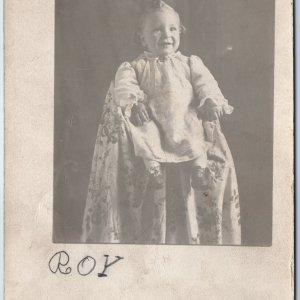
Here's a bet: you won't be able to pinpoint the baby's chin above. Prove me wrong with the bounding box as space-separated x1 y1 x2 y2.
156 47 179 58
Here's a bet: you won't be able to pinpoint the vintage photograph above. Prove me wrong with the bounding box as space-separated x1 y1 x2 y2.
53 0 274 245
5 0 293 297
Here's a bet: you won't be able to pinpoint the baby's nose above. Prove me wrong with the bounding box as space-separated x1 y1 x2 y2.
161 28 171 37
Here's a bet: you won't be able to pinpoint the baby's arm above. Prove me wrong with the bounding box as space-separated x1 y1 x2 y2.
114 62 150 126
190 55 233 121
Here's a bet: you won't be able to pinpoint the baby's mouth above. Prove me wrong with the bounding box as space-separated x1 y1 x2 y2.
160 42 173 47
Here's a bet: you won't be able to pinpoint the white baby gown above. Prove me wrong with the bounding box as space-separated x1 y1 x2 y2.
114 51 233 162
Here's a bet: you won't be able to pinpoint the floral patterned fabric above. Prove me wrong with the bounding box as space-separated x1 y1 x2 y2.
81 81 241 245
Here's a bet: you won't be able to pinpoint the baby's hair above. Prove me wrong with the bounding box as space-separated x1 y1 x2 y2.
143 0 165 10
134 0 186 45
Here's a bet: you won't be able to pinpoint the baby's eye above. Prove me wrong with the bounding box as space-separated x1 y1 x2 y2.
170 27 178 31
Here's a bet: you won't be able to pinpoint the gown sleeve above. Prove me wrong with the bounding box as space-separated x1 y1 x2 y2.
190 55 233 114
114 62 147 118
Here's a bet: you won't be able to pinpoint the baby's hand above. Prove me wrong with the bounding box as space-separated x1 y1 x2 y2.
130 103 151 126
197 98 223 121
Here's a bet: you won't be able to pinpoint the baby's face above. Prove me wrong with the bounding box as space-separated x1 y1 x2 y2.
141 11 180 57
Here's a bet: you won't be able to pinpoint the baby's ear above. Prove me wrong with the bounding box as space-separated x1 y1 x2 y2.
134 31 144 46
139 34 147 47
180 24 187 35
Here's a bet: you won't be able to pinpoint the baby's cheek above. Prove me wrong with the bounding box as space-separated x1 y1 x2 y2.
174 38 180 48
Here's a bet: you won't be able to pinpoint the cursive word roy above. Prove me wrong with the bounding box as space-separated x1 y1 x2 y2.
49 251 124 277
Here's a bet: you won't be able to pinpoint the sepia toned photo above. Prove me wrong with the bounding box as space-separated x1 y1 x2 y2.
5 0 293 298
53 0 274 245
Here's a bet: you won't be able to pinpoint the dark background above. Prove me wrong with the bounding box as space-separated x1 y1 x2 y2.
54 0 274 245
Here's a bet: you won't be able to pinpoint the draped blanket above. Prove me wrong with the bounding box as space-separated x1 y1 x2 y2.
81 82 241 245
